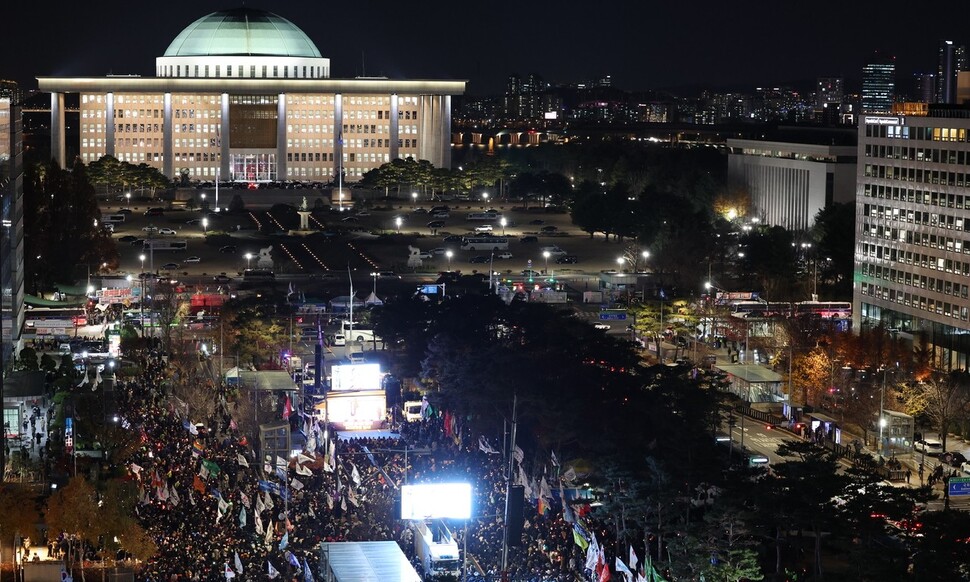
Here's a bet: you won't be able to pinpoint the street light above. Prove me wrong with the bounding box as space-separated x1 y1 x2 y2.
125 192 131 208
482 192 489 209
201 192 206 209
395 216 403 233
543 250 550 274
202 217 208 235
446 250 453 269
370 272 378 295
139 254 146 273
500 217 507 236
245 253 253 270
411 192 418 208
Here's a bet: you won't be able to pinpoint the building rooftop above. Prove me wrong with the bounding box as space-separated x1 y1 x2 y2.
163 7 322 58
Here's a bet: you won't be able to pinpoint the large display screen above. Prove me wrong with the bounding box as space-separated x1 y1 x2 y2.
326 393 386 430
400 483 472 520
331 363 382 391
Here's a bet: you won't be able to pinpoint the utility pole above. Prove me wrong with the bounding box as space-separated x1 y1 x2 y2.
501 394 518 579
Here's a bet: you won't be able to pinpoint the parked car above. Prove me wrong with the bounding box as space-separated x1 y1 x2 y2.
521 269 542 277
431 211 450 218
185 218 201 225
443 235 464 243
540 246 567 256
158 228 177 235
378 271 401 279
219 245 237 253
117 208 132 215
520 236 539 243
469 255 491 264
474 224 494 233
915 438 944 457
119 235 139 243
496 252 513 259
556 255 578 264
341 216 359 222
540 225 559 233
431 247 448 256
426 220 446 229
184 256 201 263
213 274 232 283
943 451 967 467
594 323 611 330
411 207 428 214
142 225 158 232
130 238 146 246
356 210 371 216
529 219 545 225
418 251 433 260
160 262 180 270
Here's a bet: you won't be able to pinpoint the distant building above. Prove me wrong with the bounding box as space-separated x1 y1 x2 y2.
0 80 25 106
862 51 896 114
913 72 937 103
37 7 464 183
727 128 857 231
854 106 970 369
816 77 844 111
1 96 25 376
937 40 967 105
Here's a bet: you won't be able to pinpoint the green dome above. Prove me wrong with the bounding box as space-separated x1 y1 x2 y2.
163 8 322 58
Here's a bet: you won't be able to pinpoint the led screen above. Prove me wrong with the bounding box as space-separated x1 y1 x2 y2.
331 363 382 391
401 483 472 520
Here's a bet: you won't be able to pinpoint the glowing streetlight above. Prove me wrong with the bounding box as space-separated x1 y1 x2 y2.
411 192 418 208
245 253 253 270
543 250 550 274
482 192 489 209
125 192 131 208
370 272 378 295
446 250 453 268
201 193 206 209
395 216 403 233
500 217 507 235
202 217 208 235
139 254 146 273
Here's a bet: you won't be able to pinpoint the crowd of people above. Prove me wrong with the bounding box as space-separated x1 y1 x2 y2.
88 348 605 581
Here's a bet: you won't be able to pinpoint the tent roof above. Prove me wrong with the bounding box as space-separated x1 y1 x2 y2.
24 294 88 307
319 541 421 582
236 370 298 391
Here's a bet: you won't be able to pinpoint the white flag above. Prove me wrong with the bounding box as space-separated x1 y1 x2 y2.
224 563 235 579
296 463 312 476
297 452 315 465
237 453 249 468
551 450 559 467
340 495 347 512
513 445 524 464
264 519 274 545
263 491 274 510
325 491 334 509
129 463 144 475
562 467 577 484
290 478 304 491
234 552 244 575
255 514 264 535
615 556 634 582
323 461 333 473
276 456 288 469
347 486 359 507
350 463 361 486
256 494 266 514
267 561 280 579
629 545 639 574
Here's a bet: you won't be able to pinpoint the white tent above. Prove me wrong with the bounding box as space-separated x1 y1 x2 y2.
363 292 383 307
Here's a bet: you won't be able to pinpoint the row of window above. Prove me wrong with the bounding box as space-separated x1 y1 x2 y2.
287 139 336 149
862 183 969 209
866 124 970 142
286 167 335 178
174 109 219 119
286 126 335 136
173 139 219 149
864 143 970 165
161 64 328 79
114 138 162 148
344 153 391 164
860 283 969 322
861 261 969 299
862 221 970 252
859 242 970 275
287 110 335 120
863 164 970 187
286 152 335 163
863 203 969 232
287 95 335 106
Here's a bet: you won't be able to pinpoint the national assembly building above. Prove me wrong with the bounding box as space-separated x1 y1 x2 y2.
37 7 465 183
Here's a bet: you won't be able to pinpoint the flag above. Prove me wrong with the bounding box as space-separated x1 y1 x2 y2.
276 456 289 470
267 561 280 579
478 435 498 454
229 417 238 431
659 288 667 300
264 520 274 545
290 478 304 491
234 552 244 575
224 563 235 579
340 495 347 512
279 532 289 551
255 514 264 535
237 453 249 468
350 463 361 486
537 497 548 516
218 495 230 514
325 491 334 509
239 507 247 528
192 475 206 494
572 527 589 550
94 366 103 387
551 450 559 467
513 445 524 464
201 458 220 478
297 452 315 465
263 491 274 510
170 486 181 507
615 557 633 582
562 467 577 484
283 395 293 420
296 463 312 476
346 486 359 507
256 494 266 514
275 466 288 481
628 546 639 575
286 551 300 568
191 440 204 458
302 557 314 582
183 419 199 435
129 463 144 475
239 491 250 508
585 534 600 571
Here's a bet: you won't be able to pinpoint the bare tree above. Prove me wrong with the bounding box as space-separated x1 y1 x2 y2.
901 370 970 451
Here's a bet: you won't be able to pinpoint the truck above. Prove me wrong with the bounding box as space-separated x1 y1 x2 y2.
411 519 461 578
340 320 382 345
319 541 421 582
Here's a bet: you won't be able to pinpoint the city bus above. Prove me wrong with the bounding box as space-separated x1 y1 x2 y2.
461 235 509 251
794 301 852 319
143 239 188 252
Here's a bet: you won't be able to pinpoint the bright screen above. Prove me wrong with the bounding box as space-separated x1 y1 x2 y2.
401 483 472 520
326 393 386 430
331 363 382 391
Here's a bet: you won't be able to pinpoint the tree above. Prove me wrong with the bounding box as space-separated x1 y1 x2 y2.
790 346 831 408
811 202 855 299
0 485 40 551
900 370 970 452
45 475 102 570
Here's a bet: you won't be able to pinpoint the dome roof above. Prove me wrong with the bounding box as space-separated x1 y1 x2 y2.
163 8 322 58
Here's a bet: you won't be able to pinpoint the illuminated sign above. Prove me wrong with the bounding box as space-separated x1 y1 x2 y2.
331 363 382 391
324 392 386 430
864 116 901 125
401 483 472 520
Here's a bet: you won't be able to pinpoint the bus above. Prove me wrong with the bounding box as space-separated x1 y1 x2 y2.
466 211 499 221
730 301 792 318
794 301 852 319
242 268 275 282
143 239 187 252
24 306 87 334
461 235 509 251
730 300 852 320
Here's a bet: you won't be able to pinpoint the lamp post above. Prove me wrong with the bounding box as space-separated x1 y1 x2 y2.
482 192 489 209
370 272 378 296
202 217 208 235
125 192 131 209
245 253 253 270
446 250 453 269
500 217 507 236
411 192 418 208
395 216 402 233
139 254 146 274
201 192 206 210
543 251 550 275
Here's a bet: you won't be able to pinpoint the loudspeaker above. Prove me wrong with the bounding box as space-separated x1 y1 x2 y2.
506 485 525 546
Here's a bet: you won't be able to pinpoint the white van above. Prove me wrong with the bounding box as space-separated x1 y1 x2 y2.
403 400 424 422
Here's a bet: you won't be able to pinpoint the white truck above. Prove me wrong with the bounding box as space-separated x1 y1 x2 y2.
411 519 461 578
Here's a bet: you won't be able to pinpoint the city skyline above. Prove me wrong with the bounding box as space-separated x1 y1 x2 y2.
4 1 968 96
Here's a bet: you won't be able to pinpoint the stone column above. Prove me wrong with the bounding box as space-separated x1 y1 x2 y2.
389 93 399 161
105 92 115 159
50 92 65 168
276 93 287 181
220 93 230 179
163 93 173 179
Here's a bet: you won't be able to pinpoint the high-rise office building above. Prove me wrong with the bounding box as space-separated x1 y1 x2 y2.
38 7 464 183
937 40 967 105
862 51 896 114
1 96 24 370
816 77 844 110
913 73 937 103
855 106 970 370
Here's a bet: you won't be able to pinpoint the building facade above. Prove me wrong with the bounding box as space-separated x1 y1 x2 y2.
726 133 857 231
937 40 967 105
1 96 25 369
862 51 896 115
854 107 970 370
37 8 464 182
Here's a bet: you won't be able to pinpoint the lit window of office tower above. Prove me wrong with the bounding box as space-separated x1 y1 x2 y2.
816 77 844 110
861 51 896 114
938 40 967 104
913 73 937 103
855 106 970 370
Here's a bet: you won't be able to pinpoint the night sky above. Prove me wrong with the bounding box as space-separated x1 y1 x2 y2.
6 1 969 96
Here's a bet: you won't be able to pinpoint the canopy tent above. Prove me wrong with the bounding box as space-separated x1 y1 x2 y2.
23 294 87 307
319 541 421 582
363 292 383 307
53 283 92 296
